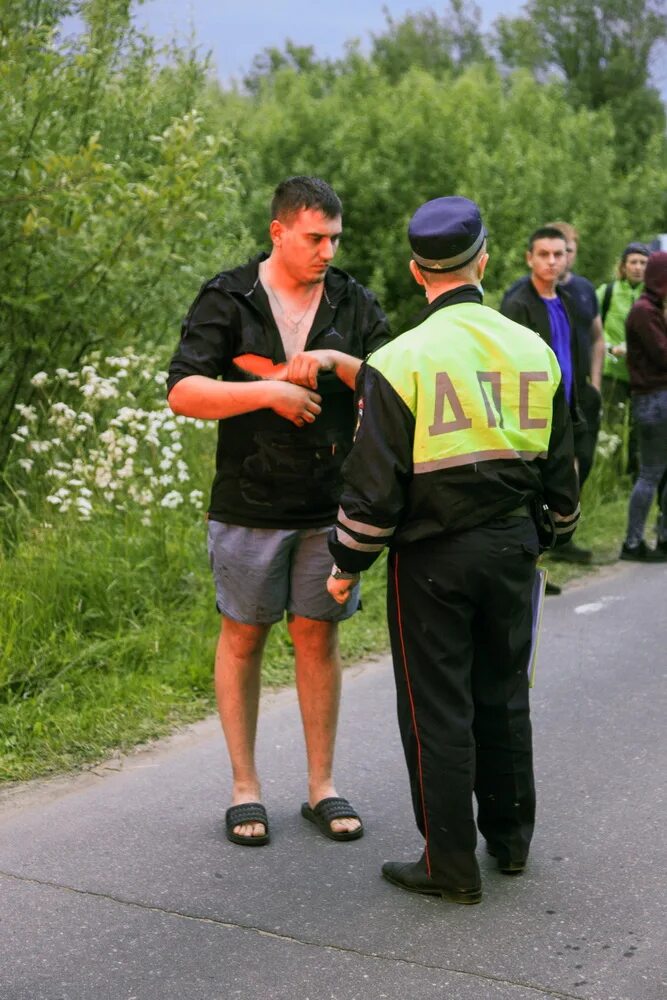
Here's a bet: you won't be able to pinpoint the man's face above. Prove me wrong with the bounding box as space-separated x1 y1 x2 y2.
622 253 647 286
564 239 578 273
527 238 567 285
273 208 342 284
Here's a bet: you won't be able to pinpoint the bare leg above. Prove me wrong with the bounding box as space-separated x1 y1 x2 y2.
288 615 361 835
215 615 271 839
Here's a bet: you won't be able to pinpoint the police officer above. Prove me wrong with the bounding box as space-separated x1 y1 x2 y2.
327 196 580 903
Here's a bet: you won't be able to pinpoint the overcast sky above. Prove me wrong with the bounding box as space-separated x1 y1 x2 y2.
124 0 524 83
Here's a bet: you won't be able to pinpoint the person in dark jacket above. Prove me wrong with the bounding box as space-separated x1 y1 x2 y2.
168 177 391 847
327 196 580 904
501 226 589 578
619 252 667 561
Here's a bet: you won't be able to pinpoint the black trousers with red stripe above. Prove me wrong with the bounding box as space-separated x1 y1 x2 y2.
387 516 538 888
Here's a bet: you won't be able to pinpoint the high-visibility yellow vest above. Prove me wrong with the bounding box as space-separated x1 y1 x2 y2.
369 302 561 473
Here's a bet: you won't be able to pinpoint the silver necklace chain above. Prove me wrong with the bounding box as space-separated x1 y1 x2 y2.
262 266 319 330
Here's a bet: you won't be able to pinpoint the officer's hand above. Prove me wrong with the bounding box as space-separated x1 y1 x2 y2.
270 382 322 426
327 574 359 605
286 351 336 390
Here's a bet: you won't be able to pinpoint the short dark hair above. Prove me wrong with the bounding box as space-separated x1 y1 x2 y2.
270 176 342 224
527 226 567 251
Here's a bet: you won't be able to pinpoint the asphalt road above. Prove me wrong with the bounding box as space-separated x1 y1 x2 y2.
0 561 665 1000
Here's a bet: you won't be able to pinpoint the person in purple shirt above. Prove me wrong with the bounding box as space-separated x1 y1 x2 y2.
500 227 588 589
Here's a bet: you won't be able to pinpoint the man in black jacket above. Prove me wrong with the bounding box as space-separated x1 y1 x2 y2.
168 176 391 847
501 227 590 571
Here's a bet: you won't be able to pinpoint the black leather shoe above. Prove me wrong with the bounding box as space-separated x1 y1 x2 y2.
381 858 482 904
487 845 526 875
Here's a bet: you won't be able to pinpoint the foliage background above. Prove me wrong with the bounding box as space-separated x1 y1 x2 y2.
1 0 665 780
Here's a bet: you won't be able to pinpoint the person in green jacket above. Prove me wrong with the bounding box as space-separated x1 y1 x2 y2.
597 242 649 476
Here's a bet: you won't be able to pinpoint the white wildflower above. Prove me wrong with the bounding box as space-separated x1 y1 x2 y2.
95 467 113 489
30 371 49 387
15 404 38 422
76 497 93 517
160 490 183 509
28 440 52 453
18 458 34 472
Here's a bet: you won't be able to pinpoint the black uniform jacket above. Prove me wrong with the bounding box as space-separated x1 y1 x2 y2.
329 287 580 574
167 254 391 528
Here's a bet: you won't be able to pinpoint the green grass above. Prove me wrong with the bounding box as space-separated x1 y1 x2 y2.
0 507 390 783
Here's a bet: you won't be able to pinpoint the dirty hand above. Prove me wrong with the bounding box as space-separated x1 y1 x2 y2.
271 382 322 426
285 351 337 390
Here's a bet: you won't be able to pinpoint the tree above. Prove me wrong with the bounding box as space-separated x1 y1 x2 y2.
0 0 248 471
369 1 489 82
228 58 666 330
243 40 330 95
495 0 667 162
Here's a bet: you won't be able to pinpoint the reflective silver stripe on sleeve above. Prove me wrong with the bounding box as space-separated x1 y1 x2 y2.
553 504 581 533
335 528 387 553
337 509 395 538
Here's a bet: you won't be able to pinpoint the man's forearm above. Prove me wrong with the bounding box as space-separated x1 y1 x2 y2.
168 375 276 419
328 351 363 389
168 374 322 427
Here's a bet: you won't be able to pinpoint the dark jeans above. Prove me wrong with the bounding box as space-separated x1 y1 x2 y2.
625 390 667 547
387 517 538 888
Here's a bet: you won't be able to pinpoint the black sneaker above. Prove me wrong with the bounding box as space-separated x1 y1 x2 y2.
549 540 593 564
620 541 667 562
545 580 562 595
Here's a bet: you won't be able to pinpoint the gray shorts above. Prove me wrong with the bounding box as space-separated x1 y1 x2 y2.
207 521 361 625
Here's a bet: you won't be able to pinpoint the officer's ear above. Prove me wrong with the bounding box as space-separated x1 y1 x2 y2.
409 259 426 288
477 251 489 282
